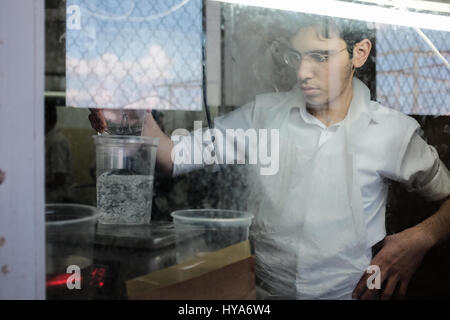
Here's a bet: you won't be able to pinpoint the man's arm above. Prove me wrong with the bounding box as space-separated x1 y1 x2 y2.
89 101 255 176
353 132 450 300
141 110 174 175
141 101 256 177
416 197 450 246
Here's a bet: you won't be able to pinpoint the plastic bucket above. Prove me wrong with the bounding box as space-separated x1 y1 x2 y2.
171 209 254 261
46 204 100 298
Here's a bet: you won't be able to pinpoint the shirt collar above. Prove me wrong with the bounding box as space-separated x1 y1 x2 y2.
289 77 377 128
346 77 378 125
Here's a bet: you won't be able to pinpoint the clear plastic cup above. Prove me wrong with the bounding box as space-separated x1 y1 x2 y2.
171 209 254 262
93 135 159 225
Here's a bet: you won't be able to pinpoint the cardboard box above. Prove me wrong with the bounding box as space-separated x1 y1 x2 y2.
126 241 256 300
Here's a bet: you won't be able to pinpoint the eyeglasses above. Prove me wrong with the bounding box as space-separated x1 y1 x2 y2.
270 40 348 69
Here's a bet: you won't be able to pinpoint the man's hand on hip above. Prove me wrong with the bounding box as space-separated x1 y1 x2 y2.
352 226 435 300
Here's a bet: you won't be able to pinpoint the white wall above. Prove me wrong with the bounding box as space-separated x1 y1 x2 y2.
0 0 45 299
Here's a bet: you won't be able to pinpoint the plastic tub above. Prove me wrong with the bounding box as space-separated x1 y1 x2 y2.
93 135 159 225
171 209 254 262
46 204 100 298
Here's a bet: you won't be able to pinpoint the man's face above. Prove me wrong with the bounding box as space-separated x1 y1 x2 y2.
290 26 354 109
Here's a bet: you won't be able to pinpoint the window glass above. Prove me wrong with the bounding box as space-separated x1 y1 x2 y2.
44 0 450 300
66 0 203 110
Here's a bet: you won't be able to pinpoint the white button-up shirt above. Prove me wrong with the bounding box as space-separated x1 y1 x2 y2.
172 78 450 250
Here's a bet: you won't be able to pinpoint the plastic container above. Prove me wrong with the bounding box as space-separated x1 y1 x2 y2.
93 135 159 225
171 209 254 262
46 204 100 291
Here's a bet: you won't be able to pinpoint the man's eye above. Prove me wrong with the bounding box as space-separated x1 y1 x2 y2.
310 53 328 62
291 52 301 62
282 51 300 66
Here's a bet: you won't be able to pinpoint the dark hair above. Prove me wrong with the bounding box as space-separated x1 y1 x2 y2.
267 11 376 83
271 12 375 57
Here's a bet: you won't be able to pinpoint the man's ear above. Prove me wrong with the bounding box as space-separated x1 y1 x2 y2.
352 39 372 69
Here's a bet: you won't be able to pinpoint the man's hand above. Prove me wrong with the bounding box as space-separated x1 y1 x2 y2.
88 108 107 133
352 226 435 300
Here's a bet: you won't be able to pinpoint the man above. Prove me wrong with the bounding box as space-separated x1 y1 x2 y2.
89 14 450 299
45 103 74 203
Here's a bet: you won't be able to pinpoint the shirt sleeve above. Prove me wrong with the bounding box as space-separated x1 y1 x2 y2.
171 101 256 177
396 131 450 201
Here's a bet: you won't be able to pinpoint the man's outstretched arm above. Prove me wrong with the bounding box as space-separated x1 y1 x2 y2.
141 110 174 175
88 108 175 175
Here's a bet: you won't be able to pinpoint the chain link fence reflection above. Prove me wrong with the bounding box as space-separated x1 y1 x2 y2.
66 0 203 110
376 24 449 116
63 1 448 115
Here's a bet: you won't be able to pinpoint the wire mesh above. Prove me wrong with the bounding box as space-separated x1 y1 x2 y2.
66 0 203 110
63 1 449 115
376 24 450 115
